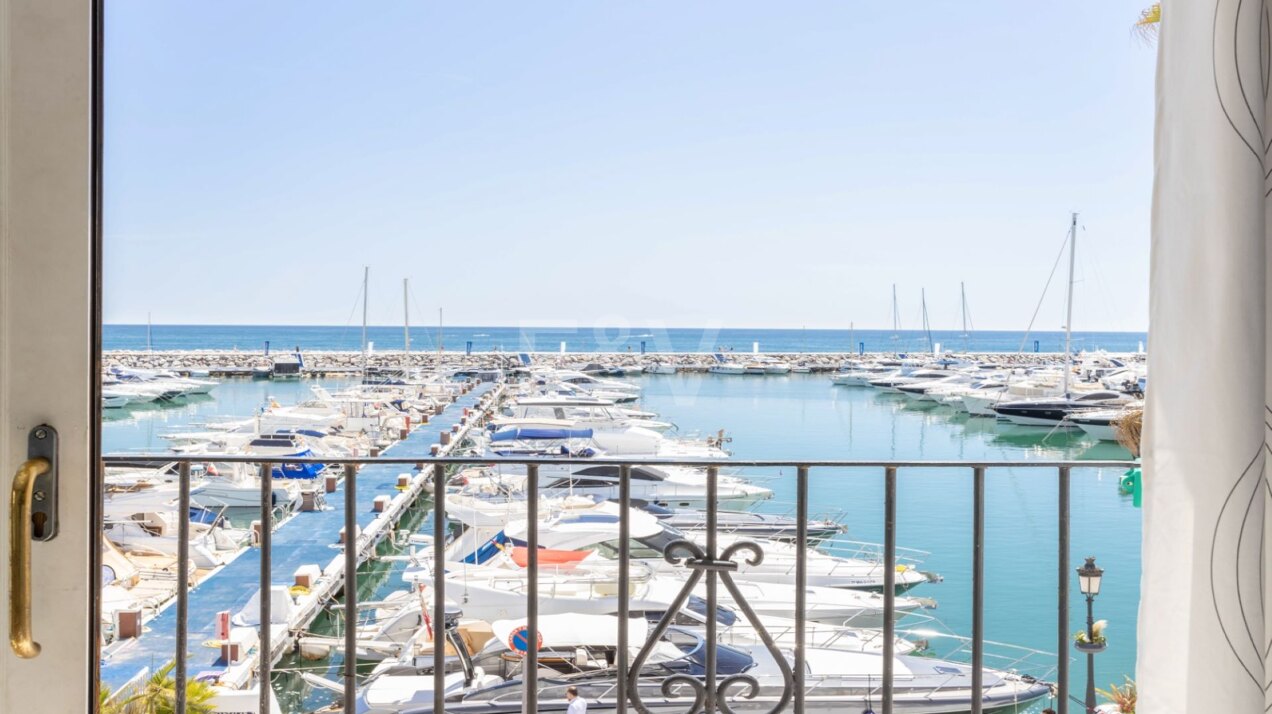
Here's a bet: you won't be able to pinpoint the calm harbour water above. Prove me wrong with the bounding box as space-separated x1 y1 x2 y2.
104 324 1148 355
103 373 1138 711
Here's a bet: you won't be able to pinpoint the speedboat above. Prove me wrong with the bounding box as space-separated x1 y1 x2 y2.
639 502 846 542
831 363 901 386
103 508 249 568
410 561 920 628
412 617 1051 714
1065 407 1140 441
475 506 934 593
459 463 773 510
495 397 673 432
102 390 132 409
868 369 953 393
991 391 1133 427
709 354 746 375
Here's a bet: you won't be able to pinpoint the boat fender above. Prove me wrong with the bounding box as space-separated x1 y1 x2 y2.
290 585 310 598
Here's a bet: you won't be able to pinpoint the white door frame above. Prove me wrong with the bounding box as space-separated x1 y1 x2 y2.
0 0 98 710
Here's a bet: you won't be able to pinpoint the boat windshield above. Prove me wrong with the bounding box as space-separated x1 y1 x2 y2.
685 594 738 626
660 628 754 676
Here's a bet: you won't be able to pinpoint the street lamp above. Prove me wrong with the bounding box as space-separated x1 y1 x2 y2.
1076 557 1105 713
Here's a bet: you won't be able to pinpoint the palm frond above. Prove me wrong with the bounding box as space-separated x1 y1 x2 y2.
1114 409 1143 457
1135 3 1162 42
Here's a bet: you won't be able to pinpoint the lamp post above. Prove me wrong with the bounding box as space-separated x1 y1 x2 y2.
1076 556 1104 713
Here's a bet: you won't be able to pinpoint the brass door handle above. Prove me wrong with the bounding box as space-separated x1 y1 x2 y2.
10 457 50 658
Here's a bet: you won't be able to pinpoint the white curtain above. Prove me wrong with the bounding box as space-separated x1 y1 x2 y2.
1143 0 1270 711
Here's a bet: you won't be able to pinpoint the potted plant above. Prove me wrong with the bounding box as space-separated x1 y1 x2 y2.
1074 619 1108 653
1097 676 1136 714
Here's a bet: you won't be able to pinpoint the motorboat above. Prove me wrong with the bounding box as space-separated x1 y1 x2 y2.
991 391 1134 427
644 362 678 375
482 425 729 460
269 354 303 380
408 617 1051 714
1065 407 1140 442
709 353 746 375
495 397 673 432
831 363 901 386
537 370 641 399
868 369 953 393
102 390 132 409
459 463 773 510
410 561 920 628
103 508 249 568
473 505 935 593
635 501 846 542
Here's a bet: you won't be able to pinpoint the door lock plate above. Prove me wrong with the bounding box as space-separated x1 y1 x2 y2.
28 425 57 541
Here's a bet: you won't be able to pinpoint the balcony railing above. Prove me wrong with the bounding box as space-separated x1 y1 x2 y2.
98 454 1133 714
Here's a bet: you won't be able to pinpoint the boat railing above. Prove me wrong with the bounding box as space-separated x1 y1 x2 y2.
813 538 931 569
99 453 1130 714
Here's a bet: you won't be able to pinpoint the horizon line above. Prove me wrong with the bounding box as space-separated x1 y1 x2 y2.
102 322 1150 333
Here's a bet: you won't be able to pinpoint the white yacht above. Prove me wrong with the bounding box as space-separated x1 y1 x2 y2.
991 390 1133 427
495 397 673 432
378 614 1050 714
460 463 772 510
467 505 935 592
1065 407 1141 441
708 354 746 375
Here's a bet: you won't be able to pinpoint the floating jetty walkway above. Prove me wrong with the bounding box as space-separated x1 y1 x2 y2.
100 381 500 694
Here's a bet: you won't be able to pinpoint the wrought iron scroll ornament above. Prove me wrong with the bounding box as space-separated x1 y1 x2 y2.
626 539 795 714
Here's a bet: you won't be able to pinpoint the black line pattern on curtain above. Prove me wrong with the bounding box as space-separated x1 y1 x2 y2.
1209 0 1272 703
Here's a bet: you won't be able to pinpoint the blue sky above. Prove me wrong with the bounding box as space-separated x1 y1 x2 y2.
103 2 1155 331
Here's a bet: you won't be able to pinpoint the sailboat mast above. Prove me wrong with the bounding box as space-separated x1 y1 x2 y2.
961 282 969 351
1062 212 1077 396
891 284 899 341
921 288 932 353
403 278 411 359
146 312 152 352
438 308 444 358
361 266 369 373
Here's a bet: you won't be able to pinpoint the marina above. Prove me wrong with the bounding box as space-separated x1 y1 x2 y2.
99 349 1140 713
100 378 499 700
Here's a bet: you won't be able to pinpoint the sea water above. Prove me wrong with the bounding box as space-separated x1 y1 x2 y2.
102 373 1138 710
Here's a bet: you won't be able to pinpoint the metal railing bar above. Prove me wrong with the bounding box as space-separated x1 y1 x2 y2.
258 462 273 714
432 464 446 714
525 463 539 714
971 466 985 714
882 466 896 714
705 465 719 713
175 461 190 714
617 464 631 714
100 455 1133 469
1057 466 1071 714
343 465 358 714
119 449 1115 711
794 465 808 714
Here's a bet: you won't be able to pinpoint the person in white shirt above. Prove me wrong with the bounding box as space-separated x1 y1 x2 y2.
566 685 587 714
